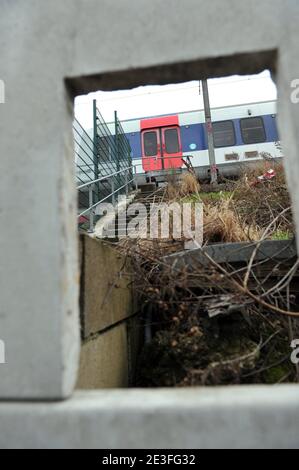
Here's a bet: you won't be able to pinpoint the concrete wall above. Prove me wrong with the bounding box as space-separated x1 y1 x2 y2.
79 235 133 338
0 0 285 401
77 325 129 389
77 235 137 389
1 0 299 449
0 386 299 449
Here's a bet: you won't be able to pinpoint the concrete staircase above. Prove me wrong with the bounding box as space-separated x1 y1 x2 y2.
103 183 166 241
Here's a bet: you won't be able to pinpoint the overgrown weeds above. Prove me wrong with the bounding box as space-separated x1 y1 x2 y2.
203 199 262 244
115 161 299 387
166 172 200 200
166 163 293 245
117 232 299 387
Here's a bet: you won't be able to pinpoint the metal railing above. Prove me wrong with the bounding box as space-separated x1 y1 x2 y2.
77 166 138 232
74 104 196 232
74 101 134 232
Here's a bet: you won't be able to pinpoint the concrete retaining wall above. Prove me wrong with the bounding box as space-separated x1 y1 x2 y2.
77 324 129 389
77 235 138 389
79 235 134 338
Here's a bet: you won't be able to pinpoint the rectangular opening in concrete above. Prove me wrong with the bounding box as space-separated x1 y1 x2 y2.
4 0 299 450
66 53 299 392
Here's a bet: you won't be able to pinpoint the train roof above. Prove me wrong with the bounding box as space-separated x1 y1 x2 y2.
107 100 277 126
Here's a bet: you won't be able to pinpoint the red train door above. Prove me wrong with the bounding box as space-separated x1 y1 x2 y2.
141 116 183 172
141 128 162 172
161 126 182 170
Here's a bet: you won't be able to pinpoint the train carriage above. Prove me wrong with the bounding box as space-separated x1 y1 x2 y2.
109 100 281 183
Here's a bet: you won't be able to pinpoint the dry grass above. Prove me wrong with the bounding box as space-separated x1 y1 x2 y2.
166 172 200 200
198 161 293 244
239 160 286 186
180 173 201 196
203 199 262 244
113 161 299 388
232 161 292 236
164 163 292 244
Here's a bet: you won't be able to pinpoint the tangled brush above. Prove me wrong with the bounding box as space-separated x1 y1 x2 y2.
203 199 262 244
166 172 200 200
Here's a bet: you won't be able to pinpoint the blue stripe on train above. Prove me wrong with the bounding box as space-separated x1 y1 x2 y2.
126 132 142 160
125 114 279 159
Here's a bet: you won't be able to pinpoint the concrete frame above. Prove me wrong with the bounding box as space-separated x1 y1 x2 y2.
1 0 299 448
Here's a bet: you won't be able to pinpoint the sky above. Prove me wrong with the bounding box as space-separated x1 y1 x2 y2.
75 70 277 129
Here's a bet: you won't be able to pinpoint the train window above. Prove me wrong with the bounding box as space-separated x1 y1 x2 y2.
240 117 266 144
164 128 179 154
143 131 158 157
213 121 236 148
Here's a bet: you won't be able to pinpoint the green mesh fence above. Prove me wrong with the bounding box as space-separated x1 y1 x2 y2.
74 101 133 230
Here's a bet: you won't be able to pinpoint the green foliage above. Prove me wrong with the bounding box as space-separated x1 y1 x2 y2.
181 191 233 203
271 230 292 241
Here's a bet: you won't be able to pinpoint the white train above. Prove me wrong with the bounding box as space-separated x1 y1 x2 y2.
105 100 282 183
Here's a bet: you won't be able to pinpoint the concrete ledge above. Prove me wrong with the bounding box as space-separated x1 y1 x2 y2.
1 386 299 449
166 240 297 268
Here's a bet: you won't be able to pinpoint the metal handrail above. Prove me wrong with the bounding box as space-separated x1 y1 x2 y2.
78 175 136 218
78 163 140 231
77 157 188 231
75 104 134 233
77 165 135 190
76 104 196 233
